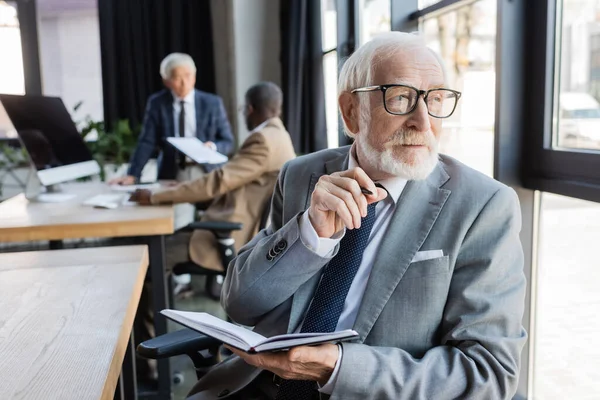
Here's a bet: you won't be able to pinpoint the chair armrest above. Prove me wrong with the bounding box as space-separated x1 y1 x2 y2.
136 329 222 359
186 221 243 232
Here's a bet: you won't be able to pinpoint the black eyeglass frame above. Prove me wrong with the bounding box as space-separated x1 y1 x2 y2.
351 84 462 118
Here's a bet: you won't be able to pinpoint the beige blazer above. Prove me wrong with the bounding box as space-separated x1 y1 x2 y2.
151 117 296 271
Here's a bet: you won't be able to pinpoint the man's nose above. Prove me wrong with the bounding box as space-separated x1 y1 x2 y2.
405 97 431 133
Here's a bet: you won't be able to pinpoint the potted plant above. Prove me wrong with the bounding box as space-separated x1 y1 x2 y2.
0 142 29 199
74 103 140 181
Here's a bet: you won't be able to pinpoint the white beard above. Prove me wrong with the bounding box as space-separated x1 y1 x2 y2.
356 129 440 181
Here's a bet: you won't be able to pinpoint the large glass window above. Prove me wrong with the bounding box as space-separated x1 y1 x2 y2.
553 0 600 151
421 0 496 177
533 192 600 398
0 1 25 95
37 0 103 121
360 0 391 44
419 0 444 9
322 0 339 149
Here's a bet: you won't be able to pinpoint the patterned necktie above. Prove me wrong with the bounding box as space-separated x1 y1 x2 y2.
177 100 186 169
275 202 378 400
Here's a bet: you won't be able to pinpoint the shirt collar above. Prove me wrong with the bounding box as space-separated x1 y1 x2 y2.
172 89 195 104
249 119 271 134
348 146 407 205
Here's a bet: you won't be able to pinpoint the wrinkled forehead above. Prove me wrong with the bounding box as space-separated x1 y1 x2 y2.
372 46 445 88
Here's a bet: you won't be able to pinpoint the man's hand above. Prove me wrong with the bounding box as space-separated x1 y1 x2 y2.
108 175 136 185
309 167 387 238
226 344 339 385
204 141 216 151
129 189 153 205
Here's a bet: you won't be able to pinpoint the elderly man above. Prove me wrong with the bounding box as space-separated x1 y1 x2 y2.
111 53 234 184
185 32 527 400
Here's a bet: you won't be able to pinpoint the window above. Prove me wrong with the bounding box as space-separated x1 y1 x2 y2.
321 0 339 149
533 192 600 398
523 0 600 201
553 0 600 151
422 0 497 177
360 0 391 44
37 0 104 122
0 1 25 95
419 0 444 9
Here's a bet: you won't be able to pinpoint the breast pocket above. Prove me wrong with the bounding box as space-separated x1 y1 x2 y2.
402 255 450 280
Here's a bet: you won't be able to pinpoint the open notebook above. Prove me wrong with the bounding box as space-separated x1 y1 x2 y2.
161 310 359 353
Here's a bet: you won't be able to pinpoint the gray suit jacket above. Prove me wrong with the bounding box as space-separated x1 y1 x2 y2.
188 146 527 400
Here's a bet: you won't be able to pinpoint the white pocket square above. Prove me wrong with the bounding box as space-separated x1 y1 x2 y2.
411 250 444 263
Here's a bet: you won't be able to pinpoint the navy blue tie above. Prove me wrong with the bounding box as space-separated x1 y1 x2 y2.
275 202 378 400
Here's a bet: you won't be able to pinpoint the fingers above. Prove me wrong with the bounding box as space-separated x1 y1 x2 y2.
337 167 377 196
326 177 367 225
310 167 383 234
314 186 359 229
130 189 151 204
109 176 135 185
370 187 388 204
129 190 139 202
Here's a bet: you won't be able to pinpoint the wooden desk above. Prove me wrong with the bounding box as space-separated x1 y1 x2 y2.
0 246 148 400
0 182 174 242
0 182 186 398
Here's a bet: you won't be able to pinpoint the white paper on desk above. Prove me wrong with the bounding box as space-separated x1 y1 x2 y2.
36 193 77 203
167 137 228 164
110 183 161 193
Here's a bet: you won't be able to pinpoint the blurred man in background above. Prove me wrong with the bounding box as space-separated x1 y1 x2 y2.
110 52 234 185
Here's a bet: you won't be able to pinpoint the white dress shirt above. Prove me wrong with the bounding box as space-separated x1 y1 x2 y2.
249 119 270 135
298 149 407 393
172 89 196 138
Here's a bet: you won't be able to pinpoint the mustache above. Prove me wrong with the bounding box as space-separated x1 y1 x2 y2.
386 129 437 146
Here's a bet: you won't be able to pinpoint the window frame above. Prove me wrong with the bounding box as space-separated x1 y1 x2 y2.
9 0 42 95
523 0 600 203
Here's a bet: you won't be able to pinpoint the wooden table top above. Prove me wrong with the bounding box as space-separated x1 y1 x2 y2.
0 182 175 242
0 246 149 400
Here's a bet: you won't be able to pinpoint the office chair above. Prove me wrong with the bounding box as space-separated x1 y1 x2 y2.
171 197 272 301
138 328 223 381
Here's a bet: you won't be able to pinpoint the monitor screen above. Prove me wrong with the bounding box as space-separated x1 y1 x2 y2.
0 94 100 186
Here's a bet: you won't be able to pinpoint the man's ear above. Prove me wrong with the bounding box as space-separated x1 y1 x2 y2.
339 92 360 135
163 79 171 89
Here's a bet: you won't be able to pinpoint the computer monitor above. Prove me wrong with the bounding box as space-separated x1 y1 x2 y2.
0 94 100 187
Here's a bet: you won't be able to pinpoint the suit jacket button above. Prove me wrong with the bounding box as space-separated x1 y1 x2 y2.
217 389 230 397
276 239 287 251
268 248 278 258
266 253 273 261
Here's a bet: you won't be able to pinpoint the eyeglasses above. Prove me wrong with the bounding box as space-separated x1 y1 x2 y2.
351 84 462 118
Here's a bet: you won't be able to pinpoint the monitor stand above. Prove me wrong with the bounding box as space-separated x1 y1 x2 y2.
25 175 76 203
44 183 62 193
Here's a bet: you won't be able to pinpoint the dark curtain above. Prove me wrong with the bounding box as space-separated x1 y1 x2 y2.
280 0 328 153
98 0 215 129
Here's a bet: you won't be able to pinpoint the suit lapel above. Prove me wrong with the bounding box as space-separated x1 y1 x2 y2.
287 150 350 333
352 162 451 341
162 92 175 138
194 89 206 136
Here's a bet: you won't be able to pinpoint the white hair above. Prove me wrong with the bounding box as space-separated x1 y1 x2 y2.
159 53 197 79
338 31 447 138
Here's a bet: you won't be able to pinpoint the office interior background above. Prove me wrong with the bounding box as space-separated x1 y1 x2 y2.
1 0 599 399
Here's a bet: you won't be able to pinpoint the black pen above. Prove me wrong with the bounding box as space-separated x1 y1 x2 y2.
360 187 373 195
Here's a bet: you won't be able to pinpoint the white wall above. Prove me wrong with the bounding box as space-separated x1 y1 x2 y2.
211 0 281 145
38 9 104 122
